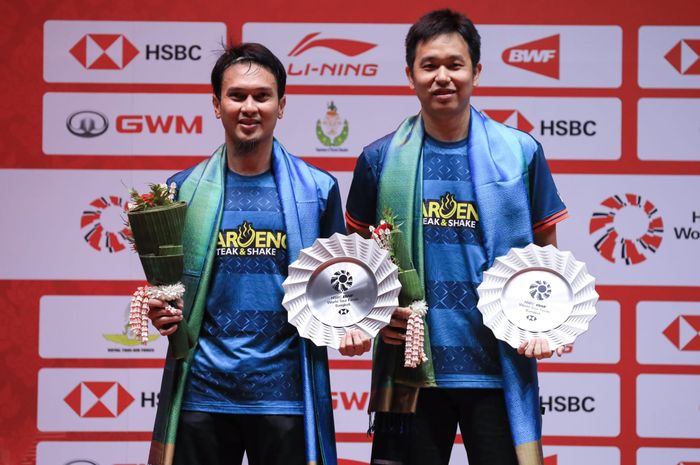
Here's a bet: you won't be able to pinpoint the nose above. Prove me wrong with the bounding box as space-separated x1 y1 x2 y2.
241 95 256 113
435 66 450 84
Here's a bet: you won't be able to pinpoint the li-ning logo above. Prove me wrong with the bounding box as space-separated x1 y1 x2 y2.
70 33 139 69
67 110 109 138
81 196 131 253
64 381 135 418
483 109 534 133
289 32 376 57
331 270 353 292
529 280 552 300
316 101 349 147
286 32 379 78
664 39 700 75
502 34 560 79
663 315 700 351
589 194 664 265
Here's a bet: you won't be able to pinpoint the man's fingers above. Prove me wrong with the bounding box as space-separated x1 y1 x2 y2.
381 327 406 345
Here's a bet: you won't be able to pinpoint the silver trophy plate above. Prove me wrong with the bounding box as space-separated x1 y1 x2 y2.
282 232 401 349
476 244 598 350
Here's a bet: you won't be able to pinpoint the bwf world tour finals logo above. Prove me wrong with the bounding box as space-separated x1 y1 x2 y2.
589 193 664 265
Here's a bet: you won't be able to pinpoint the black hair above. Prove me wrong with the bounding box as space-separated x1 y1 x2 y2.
210 42 287 100
405 9 481 71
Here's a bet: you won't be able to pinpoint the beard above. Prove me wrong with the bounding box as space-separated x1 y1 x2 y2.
233 138 260 154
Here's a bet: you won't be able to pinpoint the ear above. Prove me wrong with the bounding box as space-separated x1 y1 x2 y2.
278 95 286 119
405 65 416 90
212 95 221 119
473 63 483 87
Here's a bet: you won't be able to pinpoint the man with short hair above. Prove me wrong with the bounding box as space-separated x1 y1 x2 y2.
346 10 568 465
147 42 370 465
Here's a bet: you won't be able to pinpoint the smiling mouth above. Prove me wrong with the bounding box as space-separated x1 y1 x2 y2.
432 89 456 96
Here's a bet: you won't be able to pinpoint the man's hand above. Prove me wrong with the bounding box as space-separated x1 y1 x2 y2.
147 298 183 336
338 329 372 356
517 337 567 359
380 307 412 345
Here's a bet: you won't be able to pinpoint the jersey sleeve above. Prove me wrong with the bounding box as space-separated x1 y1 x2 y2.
320 180 346 237
345 151 379 231
528 142 568 232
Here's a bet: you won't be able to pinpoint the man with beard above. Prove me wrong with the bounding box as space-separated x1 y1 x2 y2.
147 43 370 465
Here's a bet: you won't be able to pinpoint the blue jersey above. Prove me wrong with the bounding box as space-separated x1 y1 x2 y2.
421 135 501 387
346 124 567 388
182 169 303 415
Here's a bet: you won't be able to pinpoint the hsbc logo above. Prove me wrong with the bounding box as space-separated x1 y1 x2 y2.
483 109 534 132
544 456 558 465
483 108 597 137
63 381 135 418
502 34 560 79
69 33 202 70
44 21 225 84
664 39 700 75
70 34 139 70
663 315 700 351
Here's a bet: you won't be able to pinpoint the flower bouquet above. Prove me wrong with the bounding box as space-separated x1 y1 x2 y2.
370 209 428 368
126 183 192 359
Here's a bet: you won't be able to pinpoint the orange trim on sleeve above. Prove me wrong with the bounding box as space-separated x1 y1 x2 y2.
533 209 569 232
345 211 371 232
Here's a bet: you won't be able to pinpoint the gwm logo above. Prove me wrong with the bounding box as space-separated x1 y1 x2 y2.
663 315 700 351
81 196 131 253
483 109 534 133
502 34 560 79
589 194 664 265
664 39 700 75
64 381 135 417
70 34 139 70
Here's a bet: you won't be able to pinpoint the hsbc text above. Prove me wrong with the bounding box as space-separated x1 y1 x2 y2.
145 44 202 61
540 395 595 413
540 120 596 137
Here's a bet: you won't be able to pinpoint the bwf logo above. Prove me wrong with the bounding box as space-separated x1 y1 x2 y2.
589 194 664 265
502 35 560 79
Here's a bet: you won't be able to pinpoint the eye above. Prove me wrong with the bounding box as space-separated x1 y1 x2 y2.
254 93 271 102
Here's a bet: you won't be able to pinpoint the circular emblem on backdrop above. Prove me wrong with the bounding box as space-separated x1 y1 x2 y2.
67 110 109 138
331 269 353 292
589 193 664 265
316 101 349 147
80 196 131 253
529 280 552 300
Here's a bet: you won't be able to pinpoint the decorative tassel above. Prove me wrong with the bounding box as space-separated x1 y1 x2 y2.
128 282 185 344
404 300 428 368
